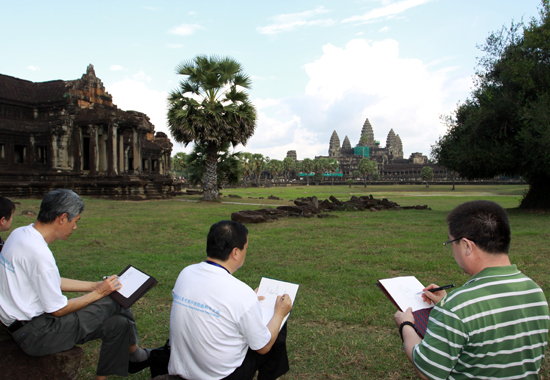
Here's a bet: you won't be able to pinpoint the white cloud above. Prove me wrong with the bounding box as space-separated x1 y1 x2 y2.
133 71 152 82
166 43 184 49
28 66 40 71
378 26 389 32
258 6 335 35
169 24 205 36
109 65 126 71
106 79 179 149
343 0 433 23
244 38 472 160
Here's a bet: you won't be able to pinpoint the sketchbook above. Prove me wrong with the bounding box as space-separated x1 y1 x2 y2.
257 277 299 331
377 276 433 337
109 265 158 309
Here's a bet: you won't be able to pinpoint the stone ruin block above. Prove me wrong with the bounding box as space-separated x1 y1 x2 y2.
0 337 84 380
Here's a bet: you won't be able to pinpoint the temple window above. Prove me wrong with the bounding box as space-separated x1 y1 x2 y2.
0 144 5 163
14 145 27 164
36 146 47 164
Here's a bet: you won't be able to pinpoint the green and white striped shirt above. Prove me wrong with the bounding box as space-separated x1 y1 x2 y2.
413 265 549 380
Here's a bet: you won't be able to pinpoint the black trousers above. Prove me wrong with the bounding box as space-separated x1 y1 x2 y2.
222 323 289 380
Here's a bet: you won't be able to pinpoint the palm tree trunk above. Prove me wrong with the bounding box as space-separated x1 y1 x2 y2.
203 143 219 201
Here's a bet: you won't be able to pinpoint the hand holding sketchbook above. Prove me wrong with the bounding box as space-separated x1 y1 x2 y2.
377 276 434 337
109 265 158 308
257 277 299 331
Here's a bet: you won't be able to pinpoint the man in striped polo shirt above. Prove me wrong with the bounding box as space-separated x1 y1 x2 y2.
394 200 549 379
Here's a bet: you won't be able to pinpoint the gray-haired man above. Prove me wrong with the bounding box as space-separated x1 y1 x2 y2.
0 189 149 380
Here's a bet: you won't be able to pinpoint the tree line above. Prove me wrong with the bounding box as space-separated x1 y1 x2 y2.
171 150 384 189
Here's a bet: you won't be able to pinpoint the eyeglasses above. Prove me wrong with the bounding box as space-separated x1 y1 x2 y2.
443 237 463 247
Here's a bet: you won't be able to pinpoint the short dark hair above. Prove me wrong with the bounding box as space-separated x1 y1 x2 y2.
37 189 85 223
0 197 16 220
447 200 511 254
206 220 249 261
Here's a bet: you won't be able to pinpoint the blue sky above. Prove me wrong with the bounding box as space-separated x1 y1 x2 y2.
1 0 542 160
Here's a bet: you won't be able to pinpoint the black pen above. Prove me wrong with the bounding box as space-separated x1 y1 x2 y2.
417 284 455 294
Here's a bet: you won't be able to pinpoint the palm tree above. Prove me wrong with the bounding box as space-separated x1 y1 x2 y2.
313 158 329 183
283 157 296 181
267 159 283 181
328 158 339 185
239 152 253 187
302 158 313 185
251 153 266 186
167 55 257 201
185 142 243 188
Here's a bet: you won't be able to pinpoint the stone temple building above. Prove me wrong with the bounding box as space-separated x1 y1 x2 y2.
299 117 447 181
0 64 178 199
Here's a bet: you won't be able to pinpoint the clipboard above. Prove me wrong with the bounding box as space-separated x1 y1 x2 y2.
109 265 158 308
257 277 299 331
377 277 432 337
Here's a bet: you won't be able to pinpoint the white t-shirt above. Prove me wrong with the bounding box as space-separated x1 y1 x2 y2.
168 262 271 380
0 224 68 326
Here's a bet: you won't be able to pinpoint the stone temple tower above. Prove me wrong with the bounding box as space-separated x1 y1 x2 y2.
329 130 341 157
342 136 352 150
385 129 403 158
395 134 403 158
360 118 375 147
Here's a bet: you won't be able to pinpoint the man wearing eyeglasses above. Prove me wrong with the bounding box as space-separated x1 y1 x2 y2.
394 200 549 380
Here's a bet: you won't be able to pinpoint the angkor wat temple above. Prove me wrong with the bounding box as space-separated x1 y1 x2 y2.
0 65 179 199
302 118 447 181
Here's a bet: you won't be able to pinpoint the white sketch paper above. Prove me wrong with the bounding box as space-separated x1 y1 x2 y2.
378 276 433 312
257 277 299 328
116 266 150 299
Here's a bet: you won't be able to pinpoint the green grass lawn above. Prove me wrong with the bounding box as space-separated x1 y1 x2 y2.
2 184 548 379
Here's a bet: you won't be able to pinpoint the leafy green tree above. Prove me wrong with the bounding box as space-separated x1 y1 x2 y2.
301 158 314 185
421 166 434 188
171 152 188 179
185 142 242 188
283 157 296 180
358 158 378 188
328 158 339 185
167 55 256 201
432 2 550 208
346 179 354 188
352 170 361 179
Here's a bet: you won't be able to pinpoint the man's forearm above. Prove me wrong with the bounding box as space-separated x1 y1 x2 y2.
51 290 103 317
60 278 98 292
257 313 285 355
401 326 429 380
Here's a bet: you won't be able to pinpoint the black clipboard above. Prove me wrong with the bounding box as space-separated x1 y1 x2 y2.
109 265 158 309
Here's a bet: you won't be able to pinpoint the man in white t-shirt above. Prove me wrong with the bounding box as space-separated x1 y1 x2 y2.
0 189 150 380
169 220 293 380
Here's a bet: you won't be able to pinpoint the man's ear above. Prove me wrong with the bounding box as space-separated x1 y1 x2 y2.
463 238 476 256
56 213 68 225
229 247 239 261
0 217 5 227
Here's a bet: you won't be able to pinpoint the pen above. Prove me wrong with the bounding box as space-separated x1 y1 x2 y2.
417 284 455 294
